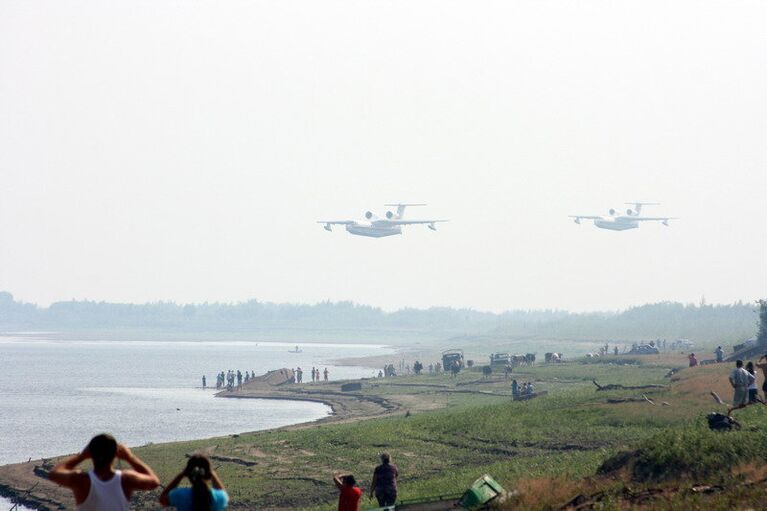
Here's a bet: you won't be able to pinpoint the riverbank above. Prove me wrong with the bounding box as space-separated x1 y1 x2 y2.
0 368 514 510
5 354 767 510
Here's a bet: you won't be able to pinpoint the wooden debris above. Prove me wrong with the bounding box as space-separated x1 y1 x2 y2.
710 391 728 406
592 380 666 392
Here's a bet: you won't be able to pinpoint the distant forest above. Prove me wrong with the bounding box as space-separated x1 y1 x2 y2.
0 291 760 344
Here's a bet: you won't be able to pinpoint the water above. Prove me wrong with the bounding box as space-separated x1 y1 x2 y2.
0 335 390 466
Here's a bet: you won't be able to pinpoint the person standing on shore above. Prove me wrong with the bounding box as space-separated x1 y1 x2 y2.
202 375 206 389
369 453 398 507
324 367 329 381
728 360 755 414
159 455 229 511
715 346 724 363
747 362 759 403
333 473 361 511
48 433 160 511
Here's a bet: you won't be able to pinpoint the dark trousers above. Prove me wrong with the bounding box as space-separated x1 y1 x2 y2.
376 490 397 507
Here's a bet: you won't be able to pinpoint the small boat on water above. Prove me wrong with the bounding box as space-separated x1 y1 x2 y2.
288 345 303 353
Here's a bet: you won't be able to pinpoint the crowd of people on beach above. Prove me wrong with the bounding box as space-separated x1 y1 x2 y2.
209 370 256 391
49 433 398 511
289 367 329 383
204 367 332 390
299 366 329 383
378 360 444 378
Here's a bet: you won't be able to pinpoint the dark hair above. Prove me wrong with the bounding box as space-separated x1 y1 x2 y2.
342 475 356 486
88 434 117 469
747 362 755 373
185 455 213 511
736 360 743 367
380 452 391 464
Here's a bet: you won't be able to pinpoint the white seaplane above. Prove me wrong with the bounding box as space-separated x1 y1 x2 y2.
570 202 676 231
318 203 448 238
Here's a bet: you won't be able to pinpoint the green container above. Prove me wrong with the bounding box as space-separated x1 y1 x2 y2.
458 475 505 509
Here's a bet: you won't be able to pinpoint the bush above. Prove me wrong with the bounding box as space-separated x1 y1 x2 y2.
601 422 767 482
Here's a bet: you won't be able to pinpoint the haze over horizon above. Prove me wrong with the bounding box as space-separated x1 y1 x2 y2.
2 1 766 313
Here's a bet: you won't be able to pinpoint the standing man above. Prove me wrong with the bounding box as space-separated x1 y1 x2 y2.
202 375 206 389
48 433 160 510
324 367 329 381
333 473 361 511
370 453 399 507
715 346 724 363
728 360 755 414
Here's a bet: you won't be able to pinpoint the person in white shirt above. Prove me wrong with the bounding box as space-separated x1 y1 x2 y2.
746 361 759 403
728 360 755 414
49 433 160 511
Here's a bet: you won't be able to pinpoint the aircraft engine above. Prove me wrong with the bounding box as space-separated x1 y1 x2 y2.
365 211 374 219
626 209 634 216
608 208 616 216
385 211 394 219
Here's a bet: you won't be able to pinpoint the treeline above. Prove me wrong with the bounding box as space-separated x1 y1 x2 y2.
0 292 499 334
0 291 760 343
494 301 759 344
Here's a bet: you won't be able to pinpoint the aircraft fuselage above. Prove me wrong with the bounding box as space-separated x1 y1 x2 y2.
345 223 403 237
594 218 639 231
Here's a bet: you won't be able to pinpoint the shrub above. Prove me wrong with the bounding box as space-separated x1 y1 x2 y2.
601 422 767 482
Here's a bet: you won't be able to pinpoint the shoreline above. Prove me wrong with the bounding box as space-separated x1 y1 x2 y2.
0 376 406 510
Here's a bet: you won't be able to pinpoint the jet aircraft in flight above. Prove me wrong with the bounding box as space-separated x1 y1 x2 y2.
570 202 675 231
318 203 448 238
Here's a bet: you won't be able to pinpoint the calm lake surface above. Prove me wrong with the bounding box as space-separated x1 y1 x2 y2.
0 335 390 466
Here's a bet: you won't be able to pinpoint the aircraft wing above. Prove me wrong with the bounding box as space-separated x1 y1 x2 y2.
380 219 449 226
568 215 601 220
317 220 355 225
632 217 676 221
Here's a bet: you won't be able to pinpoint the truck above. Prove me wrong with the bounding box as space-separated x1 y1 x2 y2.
442 349 464 373
489 353 513 367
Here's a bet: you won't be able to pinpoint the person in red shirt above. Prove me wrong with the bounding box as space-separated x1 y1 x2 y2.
333 473 362 511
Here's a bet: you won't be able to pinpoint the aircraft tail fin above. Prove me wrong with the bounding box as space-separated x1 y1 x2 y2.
383 203 427 219
624 202 660 215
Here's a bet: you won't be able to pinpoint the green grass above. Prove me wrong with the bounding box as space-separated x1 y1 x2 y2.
629 416 767 483
114 360 641 507
97 356 767 510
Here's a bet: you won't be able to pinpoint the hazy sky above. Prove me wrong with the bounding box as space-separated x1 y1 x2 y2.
1 1 766 312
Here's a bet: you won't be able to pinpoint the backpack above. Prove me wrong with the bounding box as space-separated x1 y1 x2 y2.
707 412 740 431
